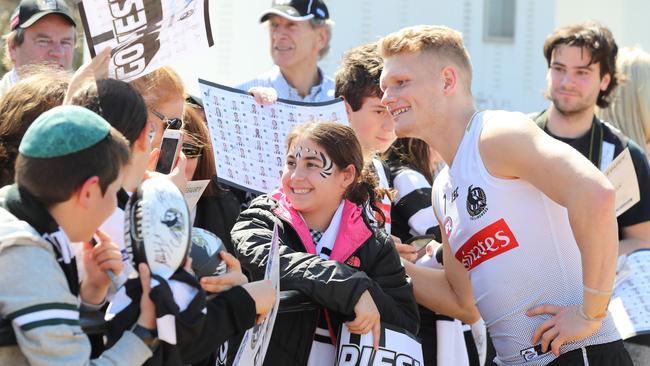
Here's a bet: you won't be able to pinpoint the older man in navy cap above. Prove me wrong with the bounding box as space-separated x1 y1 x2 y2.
1 0 77 96
238 0 335 103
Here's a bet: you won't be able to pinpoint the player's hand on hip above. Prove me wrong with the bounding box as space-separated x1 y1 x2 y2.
528 304 602 356
248 87 278 105
347 290 381 350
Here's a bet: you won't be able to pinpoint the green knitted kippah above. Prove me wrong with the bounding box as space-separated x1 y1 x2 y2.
19 105 111 158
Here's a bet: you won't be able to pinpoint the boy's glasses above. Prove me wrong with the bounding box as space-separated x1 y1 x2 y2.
152 110 183 130
182 142 203 158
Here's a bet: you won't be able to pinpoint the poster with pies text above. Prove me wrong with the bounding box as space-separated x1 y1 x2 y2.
199 79 348 194
336 322 423 366
78 0 214 81
232 224 281 366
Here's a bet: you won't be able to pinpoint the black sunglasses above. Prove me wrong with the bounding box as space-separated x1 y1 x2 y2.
182 142 203 158
152 110 183 130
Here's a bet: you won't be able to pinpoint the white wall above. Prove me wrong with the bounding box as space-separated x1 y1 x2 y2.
174 0 644 115
169 0 271 96
556 0 650 51
464 0 555 113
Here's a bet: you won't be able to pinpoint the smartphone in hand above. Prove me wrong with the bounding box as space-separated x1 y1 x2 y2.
155 129 183 174
407 235 438 261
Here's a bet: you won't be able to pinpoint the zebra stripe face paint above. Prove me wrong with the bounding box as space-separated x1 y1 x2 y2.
320 152 333 178
292 145 332 179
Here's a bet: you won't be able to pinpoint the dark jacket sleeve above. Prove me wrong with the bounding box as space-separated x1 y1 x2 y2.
231 198 374 317
364 230 420 334
181 286 256 364
193 189 241 254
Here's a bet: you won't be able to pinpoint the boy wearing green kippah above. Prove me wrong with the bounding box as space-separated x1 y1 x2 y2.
0 105 158 365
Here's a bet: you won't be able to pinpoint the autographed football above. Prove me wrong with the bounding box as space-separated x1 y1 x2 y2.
124 177 191 279
190 228 227 278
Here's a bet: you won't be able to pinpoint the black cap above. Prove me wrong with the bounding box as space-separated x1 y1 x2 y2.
260 0 329 23
10 0 76 31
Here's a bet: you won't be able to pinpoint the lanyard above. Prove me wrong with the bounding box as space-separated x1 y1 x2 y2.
535 110 605 168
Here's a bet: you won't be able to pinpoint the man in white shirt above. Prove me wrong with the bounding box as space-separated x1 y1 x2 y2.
237 0 335 103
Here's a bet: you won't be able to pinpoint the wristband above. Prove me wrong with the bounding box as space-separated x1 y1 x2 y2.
576 304 607 322
583 285 612 296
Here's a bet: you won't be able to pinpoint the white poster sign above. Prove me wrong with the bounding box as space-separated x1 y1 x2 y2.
232 224 281 366
184 179 210 211
609 249 650 339
198 80 348 194
78 0 214 81
603 148 640 217
336 323 424 366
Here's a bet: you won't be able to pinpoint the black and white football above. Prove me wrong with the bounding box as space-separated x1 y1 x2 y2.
190 227 227 278
124 177 191 279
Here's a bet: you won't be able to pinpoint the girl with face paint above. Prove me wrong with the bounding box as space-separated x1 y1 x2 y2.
231 122 419 366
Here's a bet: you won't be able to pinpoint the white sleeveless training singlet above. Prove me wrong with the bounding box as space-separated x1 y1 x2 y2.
432 110 620 366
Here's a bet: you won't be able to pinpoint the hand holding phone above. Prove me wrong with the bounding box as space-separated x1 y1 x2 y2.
155 129 183 174
406 235 439 261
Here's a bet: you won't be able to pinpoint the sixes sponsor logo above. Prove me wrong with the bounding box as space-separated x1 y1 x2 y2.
455 218 519 271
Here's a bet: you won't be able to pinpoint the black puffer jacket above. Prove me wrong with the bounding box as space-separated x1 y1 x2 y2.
231 191 419 365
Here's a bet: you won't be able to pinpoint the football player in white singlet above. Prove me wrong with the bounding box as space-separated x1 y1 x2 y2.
377 25 632 366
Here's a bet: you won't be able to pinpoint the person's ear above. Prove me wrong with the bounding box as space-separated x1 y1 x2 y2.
315 25 328 53
600 72 611 92
441 66 458 96
7 37 17 62
134 121 152 152
340 164 356 189
343 98 354 120
76 176 100 209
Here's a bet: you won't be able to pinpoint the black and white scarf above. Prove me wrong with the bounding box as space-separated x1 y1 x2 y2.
3 185 79 296
105 269 207 366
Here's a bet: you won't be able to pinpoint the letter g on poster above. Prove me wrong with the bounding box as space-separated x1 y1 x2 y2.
78 0 215 81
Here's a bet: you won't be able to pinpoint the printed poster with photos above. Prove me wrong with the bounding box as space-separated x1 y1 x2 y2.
198 79 349 194
609 249 650 339
78 0 214 81
232 224 281 366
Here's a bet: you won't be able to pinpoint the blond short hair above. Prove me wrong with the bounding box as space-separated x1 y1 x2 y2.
379 25 472 79
129 66 185 109
597 47 650 153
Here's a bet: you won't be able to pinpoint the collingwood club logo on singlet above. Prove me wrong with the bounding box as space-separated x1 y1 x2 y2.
466 185 488 219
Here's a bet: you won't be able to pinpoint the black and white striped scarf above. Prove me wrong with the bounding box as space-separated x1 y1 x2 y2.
3 185 79 296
